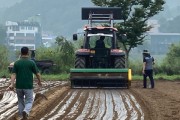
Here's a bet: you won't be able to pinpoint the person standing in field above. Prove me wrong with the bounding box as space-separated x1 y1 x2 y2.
142 50 155 88
7 47 42 120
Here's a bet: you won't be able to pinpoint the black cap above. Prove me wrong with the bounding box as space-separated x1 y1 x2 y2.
143 49 149 53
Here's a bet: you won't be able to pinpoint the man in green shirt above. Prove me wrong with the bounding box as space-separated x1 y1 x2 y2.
7 47 42 120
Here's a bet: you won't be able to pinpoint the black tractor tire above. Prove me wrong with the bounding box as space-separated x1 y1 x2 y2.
42 68 51 74
114 56 125 68
75 57 86 68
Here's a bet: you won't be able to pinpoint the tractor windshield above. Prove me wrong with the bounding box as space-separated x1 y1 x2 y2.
87 35 113 48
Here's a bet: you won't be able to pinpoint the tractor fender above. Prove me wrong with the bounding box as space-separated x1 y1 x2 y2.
75 49 90 56
110 49 125 56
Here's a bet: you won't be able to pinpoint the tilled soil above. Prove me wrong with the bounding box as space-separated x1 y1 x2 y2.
1 79 180 120
131 80 180 120
31 88 143 120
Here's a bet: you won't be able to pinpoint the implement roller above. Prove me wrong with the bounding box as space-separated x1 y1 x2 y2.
70 69 132 88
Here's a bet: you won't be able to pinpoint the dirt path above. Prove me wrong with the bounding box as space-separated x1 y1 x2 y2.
131 80 180 120
1 79 180 120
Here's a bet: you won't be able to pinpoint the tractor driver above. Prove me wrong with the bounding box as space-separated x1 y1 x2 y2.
95 36 105 48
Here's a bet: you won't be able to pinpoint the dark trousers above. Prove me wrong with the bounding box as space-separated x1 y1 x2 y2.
143 69 154 88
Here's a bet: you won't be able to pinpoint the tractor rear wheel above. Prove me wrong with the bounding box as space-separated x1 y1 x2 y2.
75 57 85 68
114 56 125 68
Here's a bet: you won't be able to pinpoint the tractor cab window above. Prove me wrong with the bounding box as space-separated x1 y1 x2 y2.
88 35 112 48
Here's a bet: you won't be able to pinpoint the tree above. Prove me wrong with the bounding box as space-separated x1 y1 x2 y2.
91 0 165 66
161 43 180 75
0 45 9 74
55 36 75 72
35 36 75 73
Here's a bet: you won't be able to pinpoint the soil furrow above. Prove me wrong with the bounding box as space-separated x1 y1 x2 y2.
112 90 127 120
116 90 129 120
51 89 82 120
102 90 114 120
0 106 18 120
123 91 139 120
75 90 94 120
41 89 73 119
111 91 118 120
88 90 101 119
63 90 89 120
83 90 96 119
28 86 69 120
129 93 144 119
46 90 79 120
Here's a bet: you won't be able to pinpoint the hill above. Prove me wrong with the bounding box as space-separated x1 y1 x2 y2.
0 0 22 8
153 0 180 33
1 0 180 37
1 0 94 37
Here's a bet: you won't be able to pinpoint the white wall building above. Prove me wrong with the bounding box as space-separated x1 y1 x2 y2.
42 33 56 47
6 20 42 51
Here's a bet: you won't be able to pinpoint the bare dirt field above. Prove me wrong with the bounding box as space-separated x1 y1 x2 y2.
0 78 180 120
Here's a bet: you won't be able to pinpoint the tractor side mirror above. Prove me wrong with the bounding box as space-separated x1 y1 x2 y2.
73 34 78 41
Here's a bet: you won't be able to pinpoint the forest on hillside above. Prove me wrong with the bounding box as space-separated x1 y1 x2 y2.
0 0 22 8
1 0 180 37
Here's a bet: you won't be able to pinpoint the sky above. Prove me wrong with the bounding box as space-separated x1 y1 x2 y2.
0 0 180 9
0 0 22 8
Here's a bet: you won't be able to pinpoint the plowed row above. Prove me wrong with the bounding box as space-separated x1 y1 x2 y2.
1 78 180 120
40 89 143 120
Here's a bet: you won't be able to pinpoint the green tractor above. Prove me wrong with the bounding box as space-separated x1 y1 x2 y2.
70 7 132 88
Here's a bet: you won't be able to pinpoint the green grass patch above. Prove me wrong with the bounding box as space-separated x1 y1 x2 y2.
0 70 10 78
132 75 143 80
41 73 70 81
132 74 180 81
2 71 179 81
41 73 180 81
